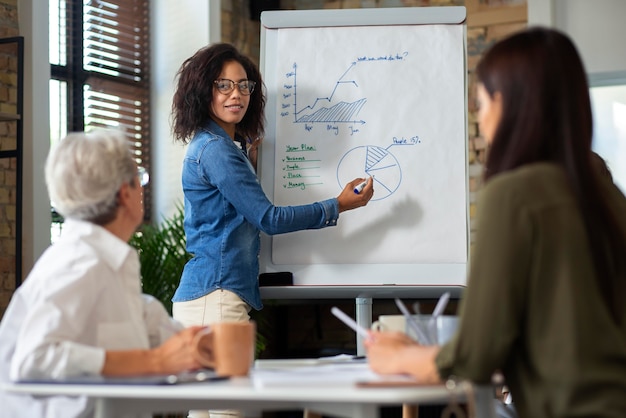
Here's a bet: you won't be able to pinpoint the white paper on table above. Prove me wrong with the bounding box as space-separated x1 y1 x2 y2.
251 362 416 388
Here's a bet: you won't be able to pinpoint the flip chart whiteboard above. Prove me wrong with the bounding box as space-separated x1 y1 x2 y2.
258 7 468 286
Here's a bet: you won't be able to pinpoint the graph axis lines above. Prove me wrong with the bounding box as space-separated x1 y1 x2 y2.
289 61 368 125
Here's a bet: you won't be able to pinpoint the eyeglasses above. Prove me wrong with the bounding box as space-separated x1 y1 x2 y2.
137 166 149 187
214 78 256 96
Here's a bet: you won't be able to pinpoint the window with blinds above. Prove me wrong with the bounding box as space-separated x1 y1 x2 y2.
49 0 152 221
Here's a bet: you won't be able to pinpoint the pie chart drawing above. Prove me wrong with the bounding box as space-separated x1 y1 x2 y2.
336 145 402 201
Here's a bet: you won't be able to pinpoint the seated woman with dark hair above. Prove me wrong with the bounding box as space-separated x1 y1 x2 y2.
365 27 626 418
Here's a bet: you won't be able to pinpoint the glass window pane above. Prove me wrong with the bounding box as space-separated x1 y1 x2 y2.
49 79 68 243
49 0 67 66
49 0 152 224
49 79 68 147
590 84 626 194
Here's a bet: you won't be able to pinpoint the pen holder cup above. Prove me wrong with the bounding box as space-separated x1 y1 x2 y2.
406 315 459 346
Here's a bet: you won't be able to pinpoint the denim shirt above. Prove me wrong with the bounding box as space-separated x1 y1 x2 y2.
172 120 339 310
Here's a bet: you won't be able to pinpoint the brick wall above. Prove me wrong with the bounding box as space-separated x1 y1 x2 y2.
0 0 19 318
466 0 527 243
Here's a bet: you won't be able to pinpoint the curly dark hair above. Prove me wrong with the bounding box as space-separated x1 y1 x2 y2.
171 43 265 144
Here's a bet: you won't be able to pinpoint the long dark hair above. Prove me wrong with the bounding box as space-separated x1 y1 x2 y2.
477 27 625 323
171 43 265 144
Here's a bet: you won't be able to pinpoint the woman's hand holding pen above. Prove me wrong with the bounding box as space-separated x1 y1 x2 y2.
337 177 374 212
365 331 416 375
365 331 442 384
366 330 416 351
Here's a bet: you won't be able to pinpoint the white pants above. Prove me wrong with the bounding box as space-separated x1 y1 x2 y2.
173 289 251 326
173 289 251 418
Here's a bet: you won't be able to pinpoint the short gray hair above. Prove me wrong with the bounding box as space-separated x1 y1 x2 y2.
45 130 137 224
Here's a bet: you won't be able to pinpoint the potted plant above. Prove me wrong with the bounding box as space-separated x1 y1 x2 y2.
129 204 190 315
130 204 267 356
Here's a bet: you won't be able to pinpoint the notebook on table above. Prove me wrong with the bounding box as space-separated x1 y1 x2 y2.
17 368 228 385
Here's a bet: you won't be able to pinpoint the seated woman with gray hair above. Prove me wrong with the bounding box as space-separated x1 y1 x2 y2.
0 130 212 418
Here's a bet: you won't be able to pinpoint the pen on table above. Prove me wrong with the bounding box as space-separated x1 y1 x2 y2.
353 176 373 194
394 298 431 345
331 306 370 339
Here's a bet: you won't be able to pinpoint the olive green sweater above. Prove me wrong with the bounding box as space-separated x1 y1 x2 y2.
436 162 626 418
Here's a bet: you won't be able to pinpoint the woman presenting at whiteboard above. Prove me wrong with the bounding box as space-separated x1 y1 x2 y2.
365 28 626 418
170 43 373 328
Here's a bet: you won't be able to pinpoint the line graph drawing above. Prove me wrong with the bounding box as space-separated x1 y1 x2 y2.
279 54 410 138
286 62 367 125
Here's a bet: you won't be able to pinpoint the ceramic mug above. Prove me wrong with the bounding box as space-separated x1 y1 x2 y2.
194 321 256 376
370 314 406 333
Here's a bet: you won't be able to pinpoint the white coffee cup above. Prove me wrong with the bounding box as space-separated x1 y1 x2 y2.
371 314 406 333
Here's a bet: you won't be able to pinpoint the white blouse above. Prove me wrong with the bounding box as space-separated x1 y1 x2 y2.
0 219 181 417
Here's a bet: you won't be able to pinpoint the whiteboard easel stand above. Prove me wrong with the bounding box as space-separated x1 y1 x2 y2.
356 297 372 355
258 6 469 356
258 7 469 287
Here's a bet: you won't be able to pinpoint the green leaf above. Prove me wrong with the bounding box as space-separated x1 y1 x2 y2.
130 203 191 315
129 202 266 357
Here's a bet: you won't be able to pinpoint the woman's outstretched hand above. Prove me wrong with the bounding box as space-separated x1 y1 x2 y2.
337 177 374 212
